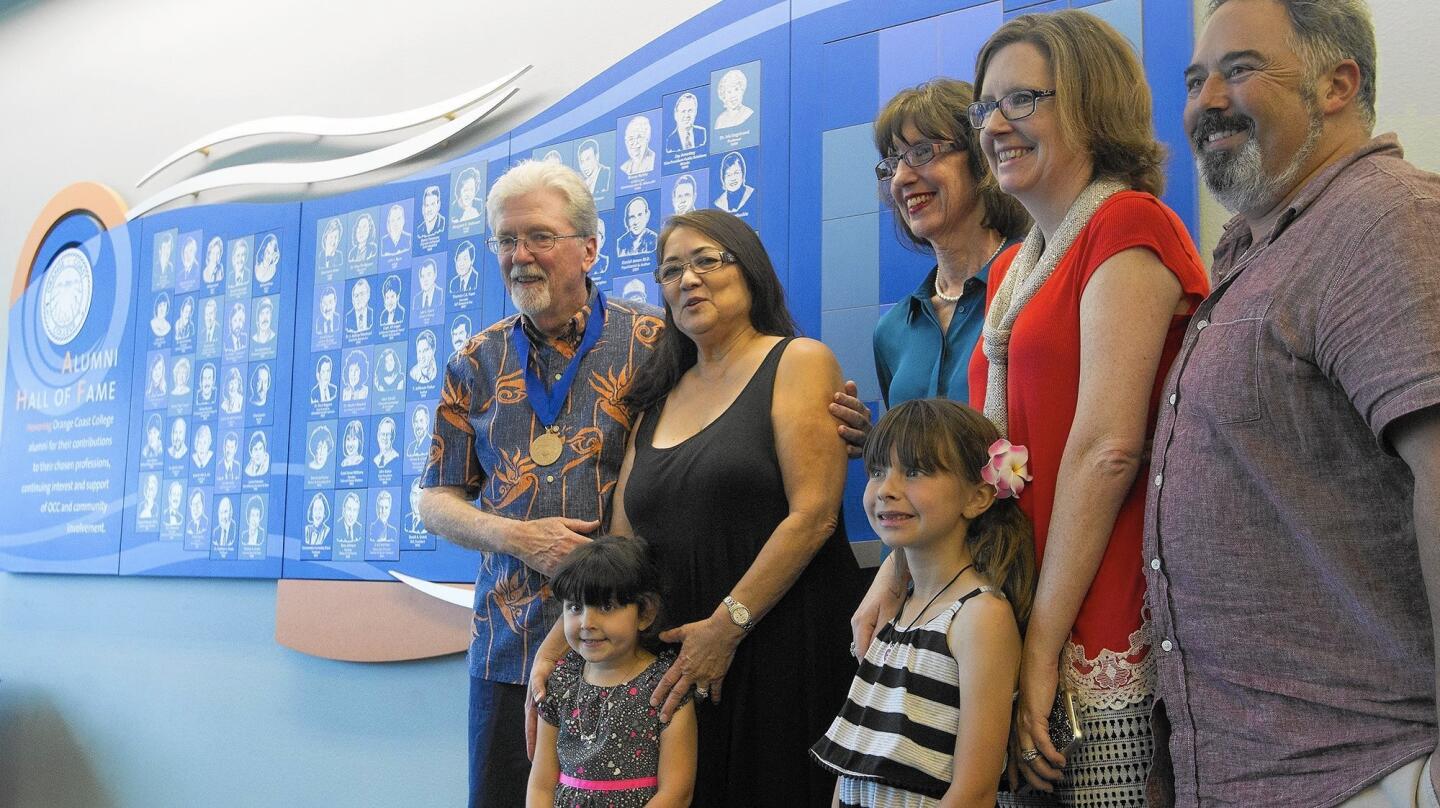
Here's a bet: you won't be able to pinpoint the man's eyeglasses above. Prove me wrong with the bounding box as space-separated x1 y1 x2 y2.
966 89 1057 129
486 233 587 256
654 250 736 285
875 141 961 182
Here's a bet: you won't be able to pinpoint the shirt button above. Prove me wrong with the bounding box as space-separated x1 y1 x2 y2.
545 475 555 483
1196 319 1209 331
1150 558 1161 570
1154 473 1163 487
553 373 563 381
1161 639 1173 652
1168 393 1178 406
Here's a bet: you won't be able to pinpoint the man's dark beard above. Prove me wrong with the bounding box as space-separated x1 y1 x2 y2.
1190 109 1253 155
1191 108 1267 212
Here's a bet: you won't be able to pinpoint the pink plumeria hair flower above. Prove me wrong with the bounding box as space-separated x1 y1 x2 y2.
979 439 1032 500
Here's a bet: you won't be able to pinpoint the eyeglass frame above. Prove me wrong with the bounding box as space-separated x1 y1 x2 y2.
966 88 1057 130
874 140 962 183
485 232 589 256
653 249 737 286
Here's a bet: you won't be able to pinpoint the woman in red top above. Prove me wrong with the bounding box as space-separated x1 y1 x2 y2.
970 12 1209 805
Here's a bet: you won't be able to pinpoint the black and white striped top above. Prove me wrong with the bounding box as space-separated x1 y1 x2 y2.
810 586 998 801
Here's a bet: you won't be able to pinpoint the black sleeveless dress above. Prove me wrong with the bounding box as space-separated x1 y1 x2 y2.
624 338 866 807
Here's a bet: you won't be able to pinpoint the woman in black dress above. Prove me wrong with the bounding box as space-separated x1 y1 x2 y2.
603 209 865 806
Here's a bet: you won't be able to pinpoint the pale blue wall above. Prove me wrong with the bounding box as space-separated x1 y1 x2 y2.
0 574 469 807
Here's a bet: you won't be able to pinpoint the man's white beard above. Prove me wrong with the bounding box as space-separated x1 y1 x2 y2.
509 263 551 317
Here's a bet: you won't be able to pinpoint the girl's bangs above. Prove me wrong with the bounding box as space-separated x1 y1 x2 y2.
863 400 964 475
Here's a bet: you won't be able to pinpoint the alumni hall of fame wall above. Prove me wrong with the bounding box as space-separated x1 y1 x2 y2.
1 0 1191 581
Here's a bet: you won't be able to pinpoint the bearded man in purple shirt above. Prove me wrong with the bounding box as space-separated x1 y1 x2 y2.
1145 2 1440 806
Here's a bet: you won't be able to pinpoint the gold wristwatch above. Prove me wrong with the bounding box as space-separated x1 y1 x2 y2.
722 596 755 632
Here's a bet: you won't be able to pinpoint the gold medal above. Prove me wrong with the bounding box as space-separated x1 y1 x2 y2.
530 428 564 466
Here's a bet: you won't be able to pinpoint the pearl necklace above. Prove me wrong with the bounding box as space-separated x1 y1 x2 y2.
935 238 1006 303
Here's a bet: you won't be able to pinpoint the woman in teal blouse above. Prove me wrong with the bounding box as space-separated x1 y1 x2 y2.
871 79 1028 407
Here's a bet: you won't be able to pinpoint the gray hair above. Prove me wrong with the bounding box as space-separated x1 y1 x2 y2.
485 160 597 236
1210 0 1376 128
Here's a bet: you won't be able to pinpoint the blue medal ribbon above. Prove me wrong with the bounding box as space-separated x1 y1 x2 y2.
511 291 607 428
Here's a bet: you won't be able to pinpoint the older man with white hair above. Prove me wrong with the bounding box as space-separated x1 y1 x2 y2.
418 160 663 808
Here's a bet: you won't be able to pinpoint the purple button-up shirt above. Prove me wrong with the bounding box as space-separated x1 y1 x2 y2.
1144 135 1440 807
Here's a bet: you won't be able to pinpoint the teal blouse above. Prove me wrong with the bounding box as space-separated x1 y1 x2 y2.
872 241 1016 408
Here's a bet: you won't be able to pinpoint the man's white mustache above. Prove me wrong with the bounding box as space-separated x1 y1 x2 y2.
510 265 546 282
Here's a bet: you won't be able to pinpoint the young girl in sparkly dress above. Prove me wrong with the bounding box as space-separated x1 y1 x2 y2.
811 399 1037 807
528 536 697 808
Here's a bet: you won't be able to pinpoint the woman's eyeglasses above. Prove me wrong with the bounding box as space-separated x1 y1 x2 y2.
966 88 1057 129
874 140 961 182
654 250 736 285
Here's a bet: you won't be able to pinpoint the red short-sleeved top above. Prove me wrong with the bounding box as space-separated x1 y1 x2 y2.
968 192 1209 699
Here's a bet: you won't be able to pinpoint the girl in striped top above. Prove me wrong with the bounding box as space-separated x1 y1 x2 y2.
812 399 1036 807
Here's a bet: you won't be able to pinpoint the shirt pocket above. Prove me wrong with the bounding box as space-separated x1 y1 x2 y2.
1185 317 1263 424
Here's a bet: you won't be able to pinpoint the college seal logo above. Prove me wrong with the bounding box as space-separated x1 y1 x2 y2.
40 247 94 346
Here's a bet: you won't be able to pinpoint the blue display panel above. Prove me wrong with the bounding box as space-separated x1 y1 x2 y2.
281 164 505 582
121 204 301 577
0 214 138 573
510 0 789 307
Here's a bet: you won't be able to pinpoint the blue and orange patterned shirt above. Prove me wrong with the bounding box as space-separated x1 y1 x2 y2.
422 286 663 682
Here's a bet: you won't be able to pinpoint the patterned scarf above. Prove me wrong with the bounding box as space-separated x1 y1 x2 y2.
982 179 1128 437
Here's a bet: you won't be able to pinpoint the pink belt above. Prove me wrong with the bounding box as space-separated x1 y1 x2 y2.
559 773 659 792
